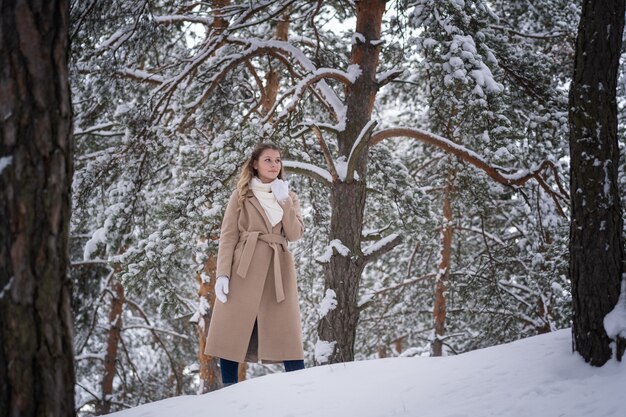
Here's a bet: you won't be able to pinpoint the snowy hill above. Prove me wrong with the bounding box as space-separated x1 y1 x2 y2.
109 329 625 417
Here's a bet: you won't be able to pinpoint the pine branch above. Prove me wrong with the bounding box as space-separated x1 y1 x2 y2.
370 127 569 216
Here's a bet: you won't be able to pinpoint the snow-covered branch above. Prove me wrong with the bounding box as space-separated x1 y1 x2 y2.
316 239 351 263
362 233 402 264
116 68 165 85
370 127 568 215
376 69 404 86
282 160 333 185
346 120 377 183
152 14 214 26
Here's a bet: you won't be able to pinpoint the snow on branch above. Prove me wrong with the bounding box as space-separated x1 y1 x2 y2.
98 27 133 51
150 2 277 119
316 239 351 263
362 233 402 263
370 127 569 216
362 224 392 241
319 289 338 318
117 68 165 84
346 120 377 183
282 160 332 185
176 40 356 130
376 69 405 86
152 15 214 26
265 67 359 127
74 122 122 137
491 24 569 40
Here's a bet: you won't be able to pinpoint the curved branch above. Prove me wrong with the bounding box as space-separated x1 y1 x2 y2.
363 233 402 264
346 120 377 183
264 70 353 126
370 127 569 216
282 160 332 185
311 125 339 182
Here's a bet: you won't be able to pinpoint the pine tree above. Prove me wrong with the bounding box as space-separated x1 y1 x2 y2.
0 1 75 416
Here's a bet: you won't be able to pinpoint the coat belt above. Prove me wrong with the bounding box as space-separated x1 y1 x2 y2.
236 231 288 303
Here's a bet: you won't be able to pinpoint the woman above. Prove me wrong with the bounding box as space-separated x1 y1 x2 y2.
204 143 306 386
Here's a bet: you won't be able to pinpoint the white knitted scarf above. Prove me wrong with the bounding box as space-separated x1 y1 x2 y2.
250 177 283 227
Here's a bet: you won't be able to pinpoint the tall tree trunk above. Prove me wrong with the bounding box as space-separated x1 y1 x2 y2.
432 170 454 356
96 280 125 415
569 0 625 365
0 1 75 416
318 0 386 364
262 15 289 117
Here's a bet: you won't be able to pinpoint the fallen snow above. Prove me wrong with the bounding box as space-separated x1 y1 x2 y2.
107 329 625 417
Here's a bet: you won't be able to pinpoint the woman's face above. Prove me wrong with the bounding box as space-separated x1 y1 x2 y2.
253 149 281 183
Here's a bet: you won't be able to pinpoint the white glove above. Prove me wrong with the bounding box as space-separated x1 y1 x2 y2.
215 276 229 303
270 179 290 203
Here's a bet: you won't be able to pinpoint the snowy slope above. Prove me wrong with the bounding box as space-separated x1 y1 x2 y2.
109 329 625 417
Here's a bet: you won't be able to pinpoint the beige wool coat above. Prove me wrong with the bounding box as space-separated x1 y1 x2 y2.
204 187 305 363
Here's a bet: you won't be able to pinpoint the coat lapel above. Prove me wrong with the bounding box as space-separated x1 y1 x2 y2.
246 190 273 232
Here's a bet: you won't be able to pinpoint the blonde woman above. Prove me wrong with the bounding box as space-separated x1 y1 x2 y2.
204 143 305 386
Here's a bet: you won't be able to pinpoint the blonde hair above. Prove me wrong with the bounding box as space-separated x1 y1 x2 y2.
236 143 284 203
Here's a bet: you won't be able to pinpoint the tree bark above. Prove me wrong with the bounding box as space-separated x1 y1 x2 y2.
0 1 75 416
96 280 124 415
261 15 289 117
569 0 625 366
432 171 454 356
317 0 386 364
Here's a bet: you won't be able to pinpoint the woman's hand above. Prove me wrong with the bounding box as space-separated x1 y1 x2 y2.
270 179 290 202
215 276 230 303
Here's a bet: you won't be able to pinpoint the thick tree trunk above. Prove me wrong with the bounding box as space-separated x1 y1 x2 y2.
96 280 125 415
0 1 75 416
432 172 454 356
317 0 386 364
569 0 625 366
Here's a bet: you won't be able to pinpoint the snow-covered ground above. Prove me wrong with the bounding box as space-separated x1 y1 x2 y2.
109 329 625 417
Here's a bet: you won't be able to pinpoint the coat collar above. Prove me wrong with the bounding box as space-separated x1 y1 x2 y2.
246 190 273 232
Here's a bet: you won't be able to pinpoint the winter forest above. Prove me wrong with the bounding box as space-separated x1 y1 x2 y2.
1 0 626 416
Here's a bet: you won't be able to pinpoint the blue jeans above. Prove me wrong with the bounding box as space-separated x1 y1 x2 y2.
220 358 305 385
